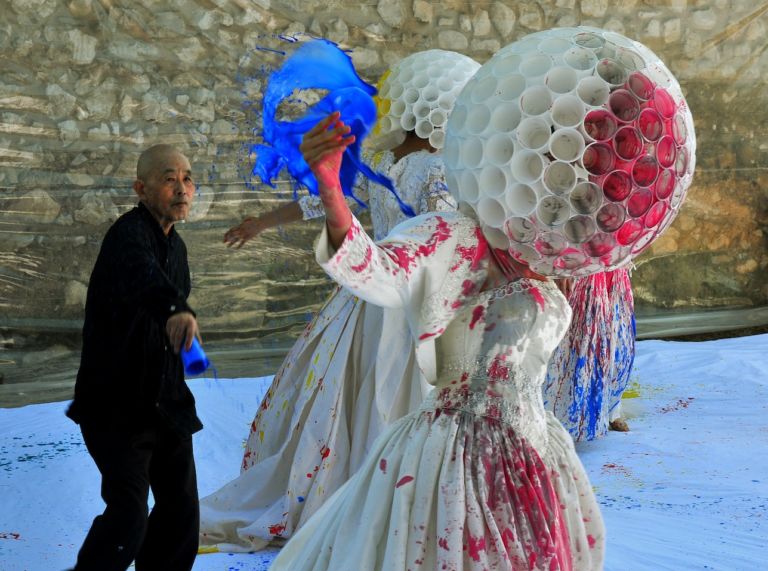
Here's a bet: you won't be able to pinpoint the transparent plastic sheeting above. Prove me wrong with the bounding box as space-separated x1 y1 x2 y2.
0 1 766 401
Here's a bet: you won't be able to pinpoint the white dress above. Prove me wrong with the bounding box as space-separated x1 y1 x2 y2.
199 150 456 552
272 212 605 570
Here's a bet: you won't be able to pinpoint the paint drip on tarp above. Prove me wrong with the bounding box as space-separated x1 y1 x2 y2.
251 39 414 216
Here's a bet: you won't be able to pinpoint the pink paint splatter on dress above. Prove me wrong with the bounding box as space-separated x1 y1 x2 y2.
350 246 373 273
379 458 387 474
320 445 331 459
487 356 510 382
385 216 453 274
461 279 477 296
587 534 596 548
438 537 450 550
529 286 546 310
395 475 414 488
466 534 486 562
469 305 485 330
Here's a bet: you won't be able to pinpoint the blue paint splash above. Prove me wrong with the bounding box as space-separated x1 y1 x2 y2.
251 39 414 216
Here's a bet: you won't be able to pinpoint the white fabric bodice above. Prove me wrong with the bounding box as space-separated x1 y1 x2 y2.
423 280 570 451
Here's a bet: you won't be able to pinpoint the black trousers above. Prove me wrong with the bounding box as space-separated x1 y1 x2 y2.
73 419 199 571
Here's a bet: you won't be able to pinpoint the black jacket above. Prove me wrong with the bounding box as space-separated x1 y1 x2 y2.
67 202 203 437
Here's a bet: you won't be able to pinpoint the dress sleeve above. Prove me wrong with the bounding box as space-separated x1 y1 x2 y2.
315 212 487 340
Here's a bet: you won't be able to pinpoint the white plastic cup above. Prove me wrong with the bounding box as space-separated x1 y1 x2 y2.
479 164 508 197
390 100 406 118
492 53 522 76
413 101 431 119
546 66 579 94
421 84 440 103
517 117 551 151
466 104 492 135
569 181 601 214
577 76 610 107
549 128 586 162
429 108 448 127
551 95 586 129
497 74 526 102
471 76 498 103
564 46 598 71
564 215 597 243
520 85 552 116
596 58 628 86
543 161 577 195
461 137 484 169
511 149 545 184
400 112 417 131
486 133 515 166
520 53 553 77
460 169 481 202
536 195 570 227
505 216 537 243
429 128 445 149
477 197 507 228
491 102 522 133
505 183 538 216
415 120 433 139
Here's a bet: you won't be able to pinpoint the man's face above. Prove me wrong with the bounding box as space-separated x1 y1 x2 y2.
134 150 195 231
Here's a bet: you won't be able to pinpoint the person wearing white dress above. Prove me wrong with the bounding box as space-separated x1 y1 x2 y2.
197 48 480 551
270 110 605 570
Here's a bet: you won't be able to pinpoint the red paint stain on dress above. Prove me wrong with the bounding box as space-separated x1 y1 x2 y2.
320 445 331 459
587 534 597 548
469 305 485 330
350 246 373 273
385 216 453 274
268 523 286 536
395 475 414 488
379 458 387 474
466 534 486 562
438 537 450 550
529 286 546 310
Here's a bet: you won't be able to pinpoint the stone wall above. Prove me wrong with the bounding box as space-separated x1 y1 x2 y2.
1 0 767 397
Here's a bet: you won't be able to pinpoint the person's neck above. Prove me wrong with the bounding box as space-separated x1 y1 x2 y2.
140 202 174 235
392 135 436 162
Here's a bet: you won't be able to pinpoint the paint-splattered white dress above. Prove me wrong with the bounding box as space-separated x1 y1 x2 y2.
199 150 456 552
272 211 605 570
544 269 635 441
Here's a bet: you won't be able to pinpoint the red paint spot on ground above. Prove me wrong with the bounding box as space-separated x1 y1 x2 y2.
660 397 695 414
0 532 21 540
395 475 414 488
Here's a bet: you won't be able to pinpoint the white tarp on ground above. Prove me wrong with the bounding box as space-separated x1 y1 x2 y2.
1 335 766 571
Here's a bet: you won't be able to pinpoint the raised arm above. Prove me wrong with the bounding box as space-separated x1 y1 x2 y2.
299 111 356 249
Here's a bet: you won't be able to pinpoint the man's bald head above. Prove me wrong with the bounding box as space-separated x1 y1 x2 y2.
133 144 195 234
137 144 188 181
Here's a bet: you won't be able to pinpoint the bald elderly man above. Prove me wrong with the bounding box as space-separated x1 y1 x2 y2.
67 144 202 571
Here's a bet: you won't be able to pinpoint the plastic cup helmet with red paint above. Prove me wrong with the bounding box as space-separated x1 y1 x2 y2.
444 27 696 277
